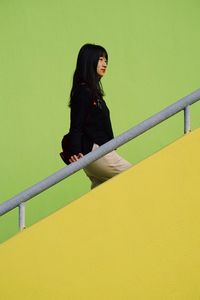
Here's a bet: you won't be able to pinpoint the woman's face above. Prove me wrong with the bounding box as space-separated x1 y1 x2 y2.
97 56 107 77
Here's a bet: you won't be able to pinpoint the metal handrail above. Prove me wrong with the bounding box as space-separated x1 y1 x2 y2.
1 88 200 231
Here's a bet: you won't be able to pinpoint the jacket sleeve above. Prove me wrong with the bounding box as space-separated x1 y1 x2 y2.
68 88 91 155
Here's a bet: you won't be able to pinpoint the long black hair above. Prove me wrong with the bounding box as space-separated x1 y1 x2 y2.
69 43 108 106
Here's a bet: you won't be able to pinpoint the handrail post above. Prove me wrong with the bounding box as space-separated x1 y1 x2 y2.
19 203 26 231
184 105 190 134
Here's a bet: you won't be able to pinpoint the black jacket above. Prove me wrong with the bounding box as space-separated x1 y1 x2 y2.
68 85 114 156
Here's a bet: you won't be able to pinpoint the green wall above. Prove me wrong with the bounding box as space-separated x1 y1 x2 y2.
1 0 200 243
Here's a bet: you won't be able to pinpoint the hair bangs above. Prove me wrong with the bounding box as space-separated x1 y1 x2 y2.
96 46 108 62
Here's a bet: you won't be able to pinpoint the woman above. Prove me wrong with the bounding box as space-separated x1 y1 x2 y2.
68 43 132 189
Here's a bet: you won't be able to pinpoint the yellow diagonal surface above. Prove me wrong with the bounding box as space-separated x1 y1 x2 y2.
1 129 200 299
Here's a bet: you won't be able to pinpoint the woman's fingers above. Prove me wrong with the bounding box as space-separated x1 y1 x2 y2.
69 153 84 163
69 155 78 163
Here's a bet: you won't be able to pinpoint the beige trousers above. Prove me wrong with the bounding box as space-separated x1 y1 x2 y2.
84 144 132 189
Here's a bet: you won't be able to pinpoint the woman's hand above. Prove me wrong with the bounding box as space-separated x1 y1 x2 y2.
69 153 84 163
